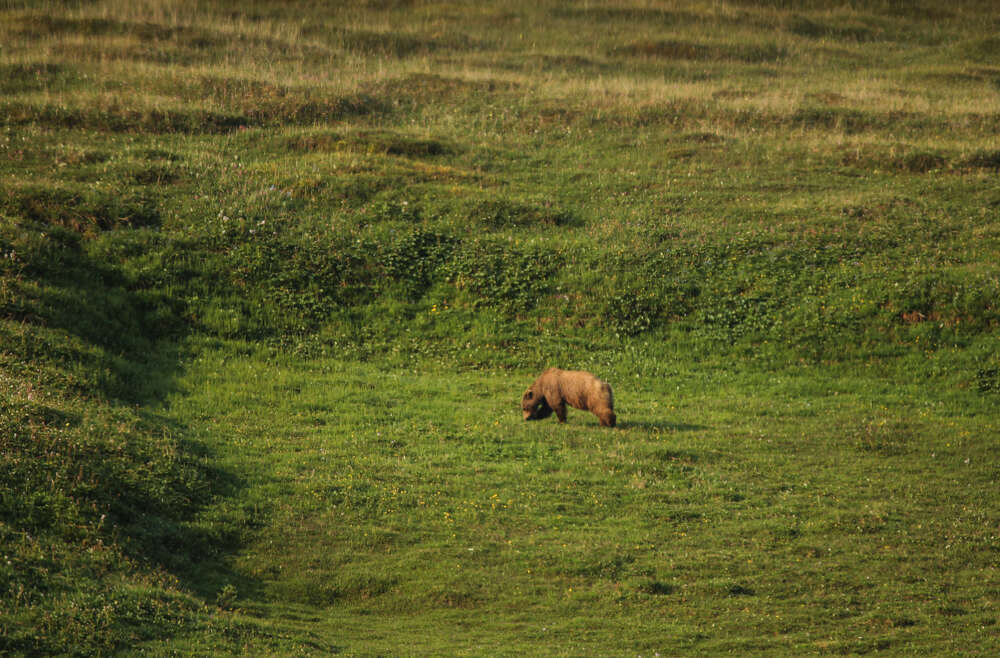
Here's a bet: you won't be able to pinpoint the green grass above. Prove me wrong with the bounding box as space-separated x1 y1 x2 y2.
145 346 998 654
2 0 999 654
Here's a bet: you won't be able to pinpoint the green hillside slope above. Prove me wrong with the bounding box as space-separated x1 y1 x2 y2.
2 0 998 654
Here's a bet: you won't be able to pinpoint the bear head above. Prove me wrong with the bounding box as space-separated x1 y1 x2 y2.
521 389 553 420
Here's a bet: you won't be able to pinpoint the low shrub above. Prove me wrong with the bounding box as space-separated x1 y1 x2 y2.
461 198 577 229
446 238 561 312
381 228 457 299
606 290 662 338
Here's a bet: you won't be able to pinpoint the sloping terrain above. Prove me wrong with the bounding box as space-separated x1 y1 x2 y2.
2 0 999 654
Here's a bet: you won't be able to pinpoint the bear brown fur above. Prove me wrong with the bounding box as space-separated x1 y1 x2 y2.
521 368 616 427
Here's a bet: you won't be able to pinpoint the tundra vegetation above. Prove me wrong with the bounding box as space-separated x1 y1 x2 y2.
2 0 999 654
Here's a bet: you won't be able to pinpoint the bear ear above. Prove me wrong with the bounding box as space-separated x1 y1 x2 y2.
524 390 533 400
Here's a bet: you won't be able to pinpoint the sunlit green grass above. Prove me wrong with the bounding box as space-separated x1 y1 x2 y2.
140 343 999 654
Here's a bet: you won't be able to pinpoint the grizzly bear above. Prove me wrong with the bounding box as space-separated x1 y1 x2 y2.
521 368 616 427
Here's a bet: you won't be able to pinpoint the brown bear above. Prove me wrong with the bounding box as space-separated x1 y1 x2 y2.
521 368 616 427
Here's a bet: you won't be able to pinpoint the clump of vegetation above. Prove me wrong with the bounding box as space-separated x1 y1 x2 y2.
460 197 577 229
446 238 561 312
381 228 456 299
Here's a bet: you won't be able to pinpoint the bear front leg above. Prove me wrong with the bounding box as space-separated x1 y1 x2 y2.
553 401 567 423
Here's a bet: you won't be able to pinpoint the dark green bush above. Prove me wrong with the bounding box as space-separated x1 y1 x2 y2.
462 198 577 229
381 228 456 299
698 290 782 342
365 198 423 223
446 238 560 311
977 365 1000 393
225 231 376 335
606 290 662 338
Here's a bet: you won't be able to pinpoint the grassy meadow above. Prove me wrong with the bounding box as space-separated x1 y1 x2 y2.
2 0 1000 654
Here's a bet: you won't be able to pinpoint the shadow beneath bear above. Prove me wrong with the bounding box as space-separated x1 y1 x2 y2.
617 420 708 432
